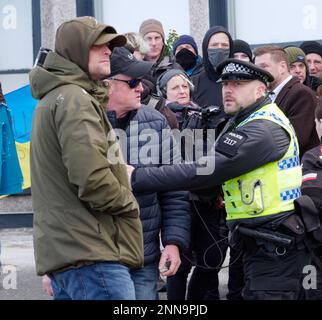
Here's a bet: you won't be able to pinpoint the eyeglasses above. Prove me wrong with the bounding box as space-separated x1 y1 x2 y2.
109 78 142 89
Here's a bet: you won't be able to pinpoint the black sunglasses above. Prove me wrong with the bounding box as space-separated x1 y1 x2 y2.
109 78 142 89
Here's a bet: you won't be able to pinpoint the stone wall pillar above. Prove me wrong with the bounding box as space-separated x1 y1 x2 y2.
40 0 77 50
189 0 209 55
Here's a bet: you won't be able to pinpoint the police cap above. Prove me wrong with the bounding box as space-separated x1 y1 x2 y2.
217 58 274 85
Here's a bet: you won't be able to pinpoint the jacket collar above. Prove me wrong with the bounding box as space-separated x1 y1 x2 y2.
106 109 137 129
235 95 272 125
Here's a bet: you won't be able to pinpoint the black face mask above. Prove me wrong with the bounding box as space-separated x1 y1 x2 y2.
175 48 197 71
208 48 230 69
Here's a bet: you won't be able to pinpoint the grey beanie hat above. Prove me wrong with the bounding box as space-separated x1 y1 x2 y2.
157 69 189 91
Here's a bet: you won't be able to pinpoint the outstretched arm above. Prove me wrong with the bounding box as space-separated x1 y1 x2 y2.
131 120 290 193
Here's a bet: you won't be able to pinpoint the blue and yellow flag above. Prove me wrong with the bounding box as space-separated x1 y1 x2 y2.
0 102 23 195
4 85 37 193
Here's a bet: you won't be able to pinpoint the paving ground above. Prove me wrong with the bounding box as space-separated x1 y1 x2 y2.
0 228 228 300
0 229 50 300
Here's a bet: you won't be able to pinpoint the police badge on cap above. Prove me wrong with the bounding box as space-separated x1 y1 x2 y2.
217 58 274 85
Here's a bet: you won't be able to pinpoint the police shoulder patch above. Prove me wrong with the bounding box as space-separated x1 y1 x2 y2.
216 131 248 158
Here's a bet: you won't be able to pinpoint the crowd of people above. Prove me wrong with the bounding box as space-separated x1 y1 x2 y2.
25 16 322 300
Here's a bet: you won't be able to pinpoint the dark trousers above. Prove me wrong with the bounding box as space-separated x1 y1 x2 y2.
227 247 244 300
187 201 228 300
242 232 311 300
167 200 245 300
306 249 322 300
167 253 192 300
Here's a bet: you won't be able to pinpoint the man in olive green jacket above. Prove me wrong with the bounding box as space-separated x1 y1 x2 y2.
29 17 144 300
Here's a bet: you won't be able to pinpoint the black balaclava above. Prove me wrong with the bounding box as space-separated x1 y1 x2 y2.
175 48 197 71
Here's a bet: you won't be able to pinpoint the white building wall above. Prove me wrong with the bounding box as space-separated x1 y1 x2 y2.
96 0 209 55
232 0 322 44
99 0 191 39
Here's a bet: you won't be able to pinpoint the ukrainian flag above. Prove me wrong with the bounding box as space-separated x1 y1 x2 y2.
4 85 37 193
0 102 23 195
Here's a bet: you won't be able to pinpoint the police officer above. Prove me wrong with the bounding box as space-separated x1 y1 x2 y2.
301 99 322 299
130 58 312 300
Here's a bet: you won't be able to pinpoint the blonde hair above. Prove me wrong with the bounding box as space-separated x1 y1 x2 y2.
124 32 150 55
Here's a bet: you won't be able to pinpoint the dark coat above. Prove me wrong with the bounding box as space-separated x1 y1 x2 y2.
274 77 319 157
301 143 322 256
107 106 190 264
301 144 322 211
191 26 233 109
305 75 322 94
146 46 183 86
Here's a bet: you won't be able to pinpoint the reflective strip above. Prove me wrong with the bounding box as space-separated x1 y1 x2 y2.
239 108 299 158
302 173 317 182
293 141 298 156
238 111 286 128
278 156 300 171
280 188 301 202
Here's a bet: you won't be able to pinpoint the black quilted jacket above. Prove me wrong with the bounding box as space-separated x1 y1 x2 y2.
107 105 191 264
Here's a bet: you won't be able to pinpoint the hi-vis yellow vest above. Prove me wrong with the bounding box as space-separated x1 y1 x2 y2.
223 103 302 221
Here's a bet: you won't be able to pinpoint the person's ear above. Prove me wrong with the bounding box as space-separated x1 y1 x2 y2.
256 83 266 97
103 79 113 94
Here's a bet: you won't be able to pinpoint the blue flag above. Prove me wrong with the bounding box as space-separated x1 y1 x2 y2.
3 85 37 193
5 85 37 143
0 102 23 195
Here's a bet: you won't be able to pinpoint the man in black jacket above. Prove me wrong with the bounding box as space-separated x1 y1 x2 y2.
130 59 312 300
301 99 322 300
191 26 233 108
107 47 190 300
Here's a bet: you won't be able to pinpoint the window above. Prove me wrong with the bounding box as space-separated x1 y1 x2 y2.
0 0 40 72
230 0 322 45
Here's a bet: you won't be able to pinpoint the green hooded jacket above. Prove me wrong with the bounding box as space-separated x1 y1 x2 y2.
29 17 143 275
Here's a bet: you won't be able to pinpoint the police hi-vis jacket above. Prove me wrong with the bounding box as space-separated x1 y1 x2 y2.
223 103 301 221
132 97 301 224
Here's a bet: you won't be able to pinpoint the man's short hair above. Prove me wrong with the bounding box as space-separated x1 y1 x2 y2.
254 45 289 66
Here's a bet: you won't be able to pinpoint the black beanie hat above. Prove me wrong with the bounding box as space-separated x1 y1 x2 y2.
232 39 253 61
300 41 322 57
